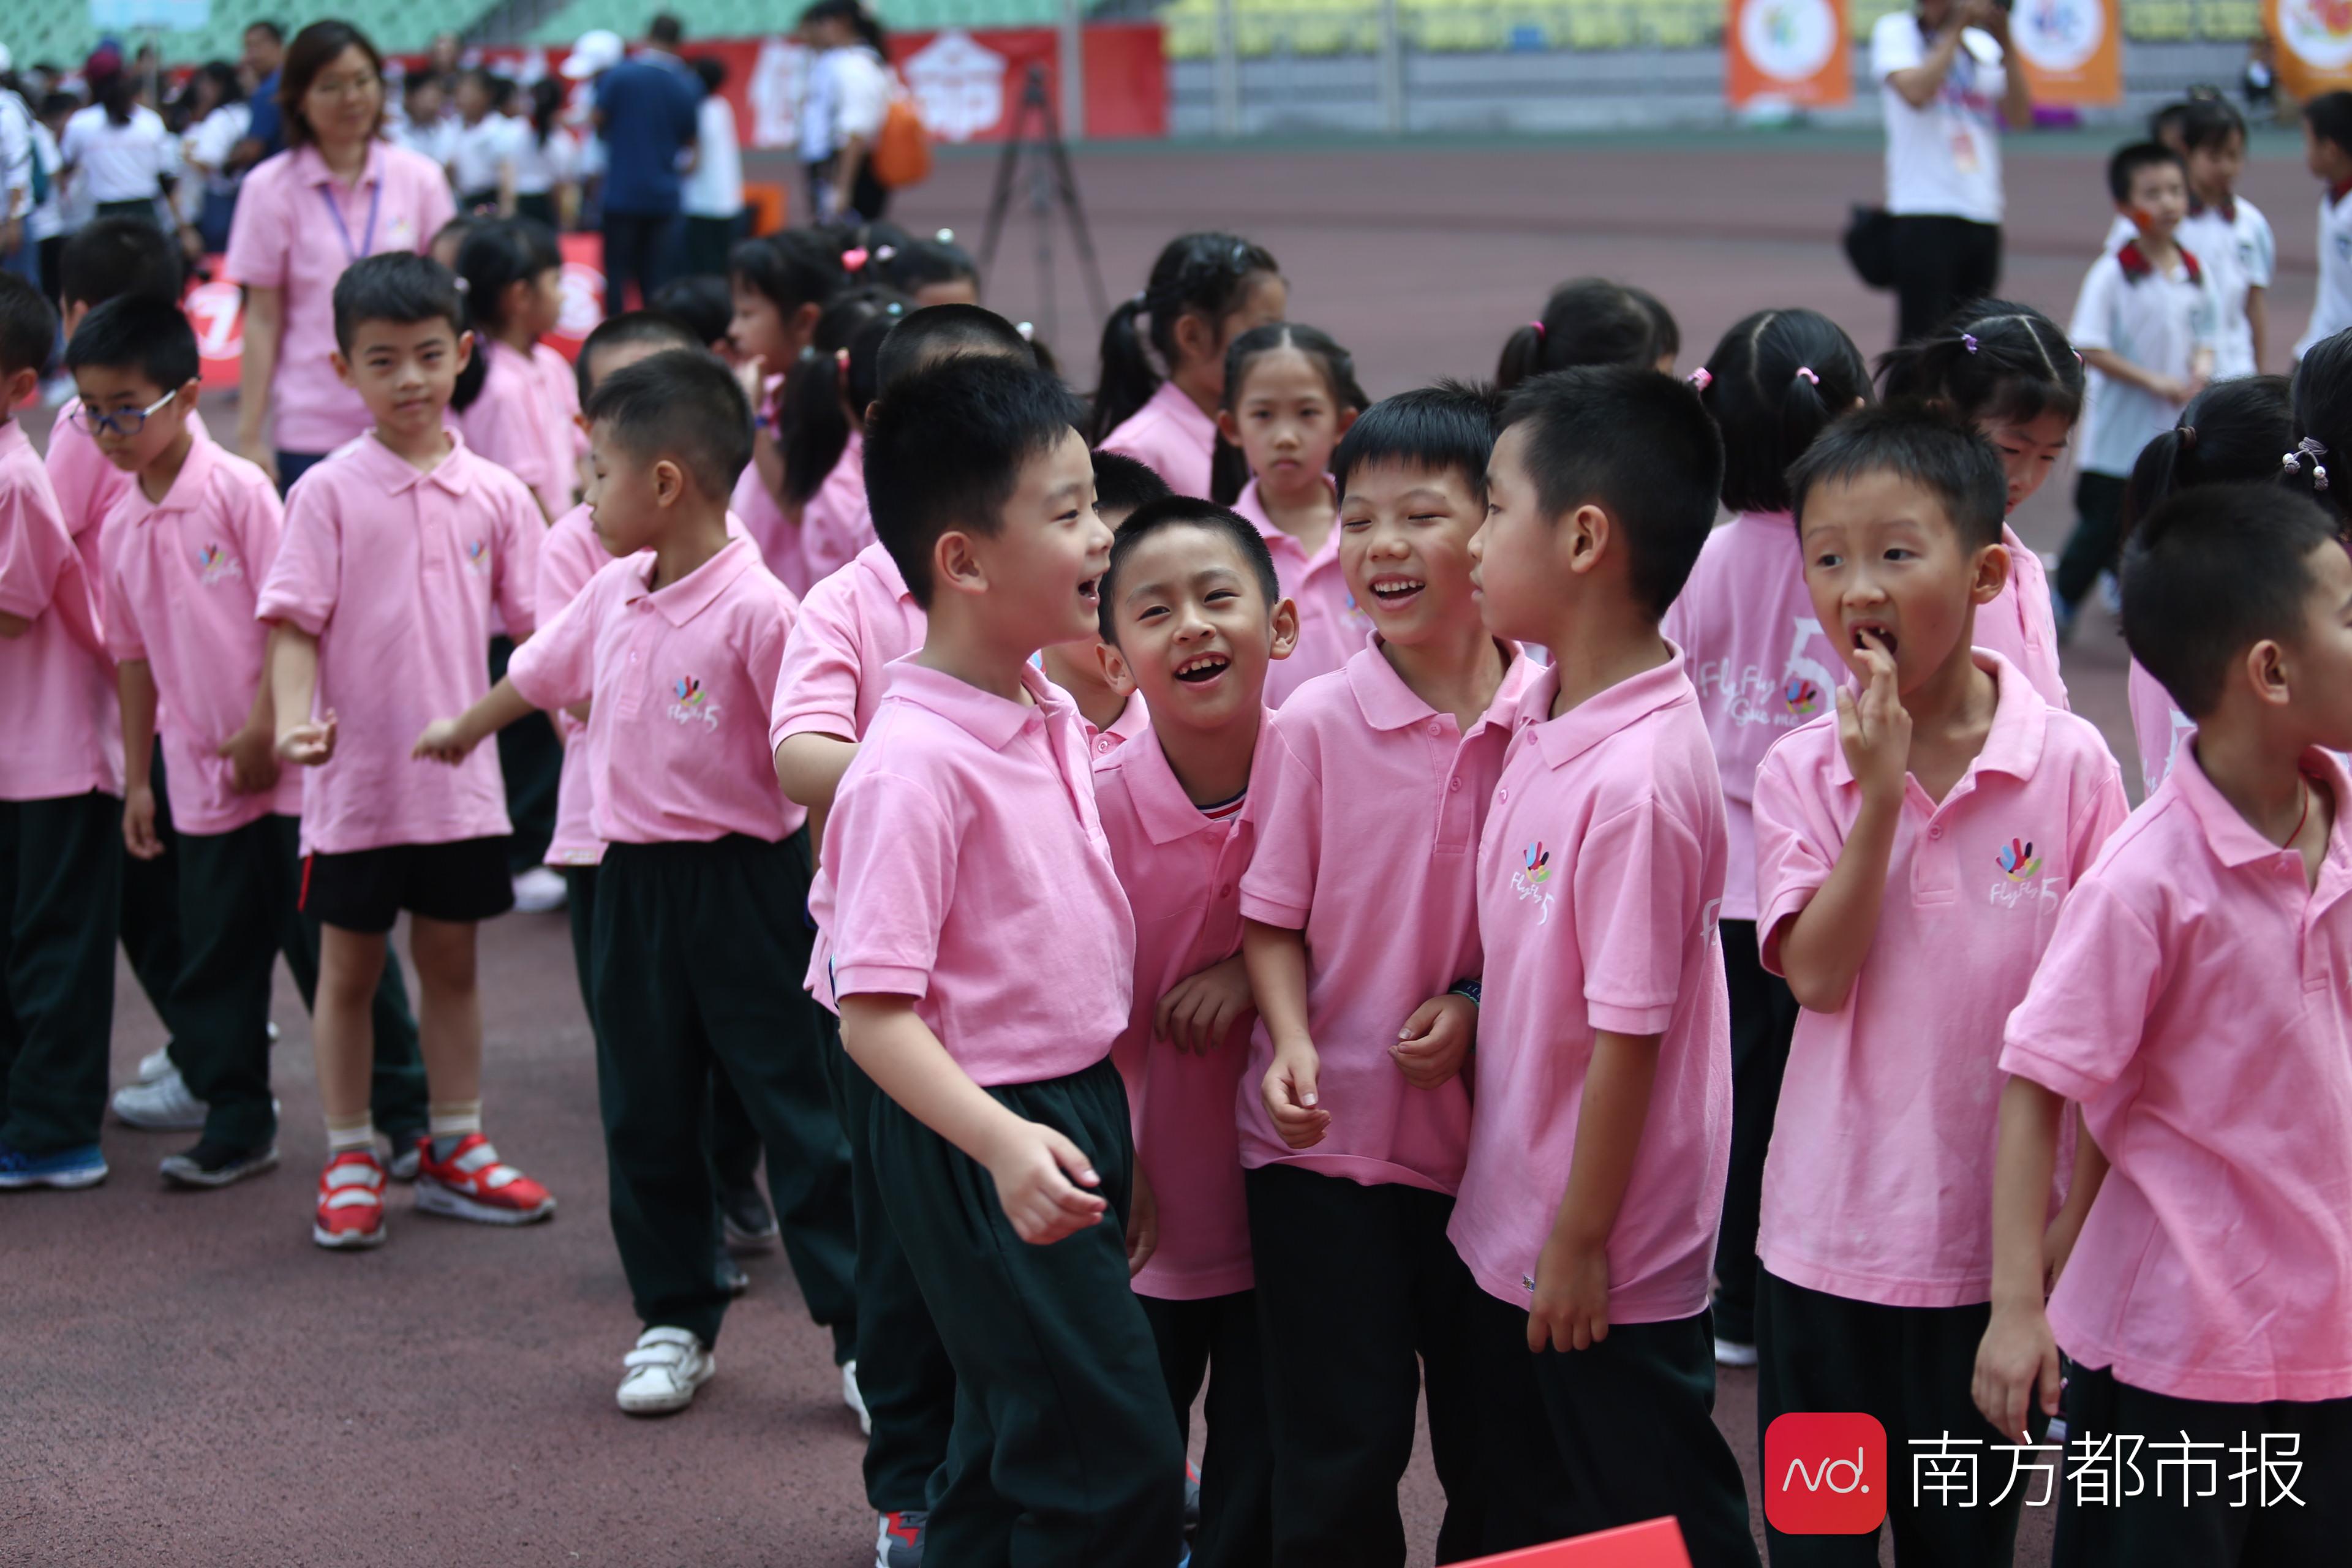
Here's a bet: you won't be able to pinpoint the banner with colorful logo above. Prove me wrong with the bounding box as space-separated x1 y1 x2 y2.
2271 0 2352 97
2008 0 2122 105
1725 0 1851 110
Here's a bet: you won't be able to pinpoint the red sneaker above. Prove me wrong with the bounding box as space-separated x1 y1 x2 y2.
312 1150 388 1250
412 1133 556 1226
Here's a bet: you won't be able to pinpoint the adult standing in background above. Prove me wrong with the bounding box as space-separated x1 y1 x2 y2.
231 21 287 173
579 15 697 311
226 20 454 489
681 57 742 276
797 0 892 222
1871 0 2032 342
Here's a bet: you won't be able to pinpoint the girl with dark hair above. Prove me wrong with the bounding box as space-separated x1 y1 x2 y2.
875 227 979 307
799 0 892 221
448 66 518 216
179 61 251 253
682 56 745 277
1092 231 1286 496
727 230 850 593
1210 323 1367 703
224 20 456 489
777 286 908 584
61 56 184 230
1876 299 2082 704
1660 306 1872 1368
1494 277 1675 391
511 78 578 232
452 217 577 518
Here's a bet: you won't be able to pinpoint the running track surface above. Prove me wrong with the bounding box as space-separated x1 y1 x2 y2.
17 129 2309 1564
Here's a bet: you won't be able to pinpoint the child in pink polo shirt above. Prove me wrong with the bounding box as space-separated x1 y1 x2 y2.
1091 232 1286 499
452 217 582 521
0 273 122 1193
1210 323 1370 706
1985 483 2352 1565
257 252 556 1250
1661 307 1871 1370
1451 363 1757 1564
729 230 849 595
418 349 857 1419
1753 407 2128 1564
1041 450 1167 746
817 355 1182 1564
776 287 907 587
1093 497 1300 1568
1240 383 1530 1564
1877 301 2083 706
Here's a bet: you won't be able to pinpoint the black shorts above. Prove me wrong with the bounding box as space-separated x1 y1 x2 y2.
300 837 514 934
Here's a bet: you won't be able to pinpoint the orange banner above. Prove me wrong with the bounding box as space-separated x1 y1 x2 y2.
2271 0 2352 97
1456 1517 1692 1568
2009 0 2122 105
1726 0 1852 110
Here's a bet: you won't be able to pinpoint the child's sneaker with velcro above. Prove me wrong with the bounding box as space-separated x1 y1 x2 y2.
412 1133 555 1225
617 1326 712 1415
313 1149 387 1248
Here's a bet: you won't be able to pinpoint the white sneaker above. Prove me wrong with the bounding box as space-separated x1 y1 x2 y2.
112 1066 205 1131
137 1046 175 1084
512 866 568 914
617 1326 712 1416
1713 1336 1759 1368
843 1359 871 1435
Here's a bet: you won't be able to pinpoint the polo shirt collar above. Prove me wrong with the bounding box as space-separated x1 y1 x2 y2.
1529 643 1697 770
2171 739 2352 871
1825 649 2044 788
860 541 916 606
352 428 478 497
292 138 383 190
1096 690 1155 748
883 655 1066 752
1122 707 1280 848
1147 379 1216 447
1344 634 1529 734
623 533 756 627
124 426 219 521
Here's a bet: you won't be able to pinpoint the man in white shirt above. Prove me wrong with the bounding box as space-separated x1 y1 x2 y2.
1872 0 2034 342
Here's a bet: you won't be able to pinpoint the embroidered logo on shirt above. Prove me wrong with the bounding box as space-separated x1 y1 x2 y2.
464 539 492 576
1784 676 1821 716
1989 837 2061 911
1996 838 2041 881
1512 841 1557 924
194 542 243 585
668 676 722 731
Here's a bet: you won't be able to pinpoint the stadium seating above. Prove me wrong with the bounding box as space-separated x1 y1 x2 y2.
0 0 487 73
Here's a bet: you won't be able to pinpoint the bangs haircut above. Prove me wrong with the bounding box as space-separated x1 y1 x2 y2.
59 216 183 310
2108 141 2186 203
876 303 1033 393
582 349 753 501
1787 402 2007 553
864 356 1088 609
1098 495 1282 645
1499 364 1724 619
331 251 462 355
1092 449 1173 518
2124 483 2343 719
1332 380 1504 508
64 295 199 390
575 309 702 404
0 271 56 379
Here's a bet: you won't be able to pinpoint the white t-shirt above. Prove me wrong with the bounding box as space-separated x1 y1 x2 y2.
2296 187 2352 360
1872 13 2007 225
25 123 62 242
61 104 179 205
512 124 578 197
449 113 521 197
2177 200 2275 380
800 47 889 164
401 115 457 173
2070 247 2221 477
682 94 743 217
0 92 33 224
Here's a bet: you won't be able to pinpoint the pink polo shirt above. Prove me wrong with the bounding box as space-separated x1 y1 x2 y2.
813 658 1136 1087
1662 511 1842 924
49 402 211 584
1237 639 1536 1193
1975 526 2069 710
1231 476 1363 708
1082 688 1153 757
1753 652 2127 1307
0 420 119 802
1099 380 1216 500
799 431 874 589
1096 717 1276 1301
1448 651 1732 1322
733 462 809 600
255 431 541 854
225 142 456 456
769 541 926 751
2003 746 2352 1404
458 339 583 520
99 431 301 832
510 535 803 845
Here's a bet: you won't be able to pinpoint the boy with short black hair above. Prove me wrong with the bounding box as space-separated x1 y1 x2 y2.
2296 90 2352 359
1093 494 1297 1568
817 354 1183 1565
872 301 1035 391
0 270 120 1191
1981 483 2352 1565
417 348 856 1416
1751 405 2126 1564
1450 364 1756 1565
1041 449 1169 743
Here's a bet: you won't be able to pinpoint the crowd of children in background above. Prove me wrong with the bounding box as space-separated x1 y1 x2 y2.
6 75 2352 1568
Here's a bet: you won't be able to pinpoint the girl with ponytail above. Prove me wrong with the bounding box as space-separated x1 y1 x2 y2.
1657 306 1871 1365
727 230 850 594
451 217 576 521
776 286 910 586
1493 277 1677 391
1090 231 1284 496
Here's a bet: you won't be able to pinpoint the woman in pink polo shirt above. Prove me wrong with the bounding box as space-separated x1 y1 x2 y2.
225 20 454 491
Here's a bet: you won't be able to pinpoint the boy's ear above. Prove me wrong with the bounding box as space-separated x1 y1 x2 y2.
330 349 356 390
2247 636 2294 710
932 527 984 600
1563 502 1611 580
1095 639 1135 697
1268 594 1300 662
173 378 203 415
1969 539 2013 605
652 455 687 508
453 330 475 375
0 364 36 411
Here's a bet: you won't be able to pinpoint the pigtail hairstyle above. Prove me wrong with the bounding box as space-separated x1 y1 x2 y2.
1875 300 2084 430
730 229 851 331
780 287 911 508
2120 375 2292 540
447 217 562 413
2285 330 2352 518
1692 307 1871 516
1088 231 1281 446
1209 323 1370 507
1495 278 1668 393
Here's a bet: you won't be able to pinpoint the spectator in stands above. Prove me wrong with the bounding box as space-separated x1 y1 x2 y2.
798 1 892 222
574 17 698 311
225 20 455 491
176 62 249 255
232 21 287 174
1871 0 2032 342
682 58 744 278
